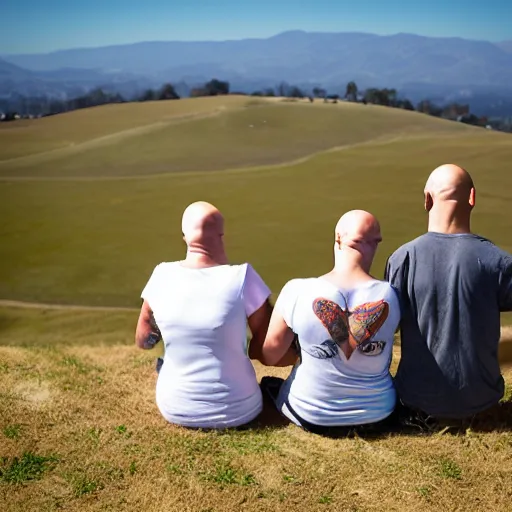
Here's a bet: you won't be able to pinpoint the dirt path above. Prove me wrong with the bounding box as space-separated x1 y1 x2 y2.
0 299 138 313
0 108 227 169
0 131 462 182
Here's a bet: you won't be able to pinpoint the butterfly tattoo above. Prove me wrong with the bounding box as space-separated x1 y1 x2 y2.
308 297 389 360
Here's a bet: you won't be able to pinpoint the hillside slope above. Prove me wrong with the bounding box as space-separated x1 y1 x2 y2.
0 96 482 178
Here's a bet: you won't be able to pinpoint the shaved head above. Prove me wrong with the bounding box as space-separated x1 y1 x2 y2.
335 210 382 248
181 202 226 264
425 164 474 203
322 209 383 281
424 164 475 234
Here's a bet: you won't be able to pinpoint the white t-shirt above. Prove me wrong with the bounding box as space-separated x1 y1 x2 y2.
275 277 400 426
141 261 271 428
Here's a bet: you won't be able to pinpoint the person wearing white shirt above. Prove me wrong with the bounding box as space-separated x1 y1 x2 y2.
254 210 400 436
135 201 272 429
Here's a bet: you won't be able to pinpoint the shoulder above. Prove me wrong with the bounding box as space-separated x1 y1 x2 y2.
387 235 428 266
239 263 271 294
240 262 265 282
150 261 179 276
391 234 428 255
279 277 314 295
468 236 512 271
274 278 311 306
491 246 512 274
374 280 401 306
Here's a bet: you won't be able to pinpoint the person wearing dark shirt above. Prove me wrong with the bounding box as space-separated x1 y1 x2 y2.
385 164 512 422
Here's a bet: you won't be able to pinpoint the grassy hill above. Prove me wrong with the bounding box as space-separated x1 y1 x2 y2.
0 96 511 308
0 95 481 178
1 96 512 511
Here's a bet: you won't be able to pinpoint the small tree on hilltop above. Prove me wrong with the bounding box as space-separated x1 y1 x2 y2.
158 83 180 100
288 86 305 98
277 82 289 97
140 89 156 102
345 81 358 102
205 79 230 96
417 99 442 117
313 87 326 99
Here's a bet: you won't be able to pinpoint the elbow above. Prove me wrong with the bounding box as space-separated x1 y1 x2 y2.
258 350 280 367
248 346 274 366
135 334 154 350
135 337 147 350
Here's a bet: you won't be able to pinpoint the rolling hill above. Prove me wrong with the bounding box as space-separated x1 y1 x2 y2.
0 95 481 177
1 96 511 308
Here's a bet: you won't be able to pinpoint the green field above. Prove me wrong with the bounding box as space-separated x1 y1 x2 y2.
1 96 512 511
1 96 512 307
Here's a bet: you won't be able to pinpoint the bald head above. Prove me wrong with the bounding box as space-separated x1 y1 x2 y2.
181 201 224 249
425 164 475 205
424 164 475 234
335 209 382 264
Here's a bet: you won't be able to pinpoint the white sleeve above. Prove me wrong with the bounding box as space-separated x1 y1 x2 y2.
242 264 271 317
274 279 300 328
140 264 162 305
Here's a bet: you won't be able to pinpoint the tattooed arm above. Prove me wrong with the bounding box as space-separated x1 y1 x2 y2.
135 300 162 350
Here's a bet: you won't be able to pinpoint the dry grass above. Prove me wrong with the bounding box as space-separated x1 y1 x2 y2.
1 307 512 512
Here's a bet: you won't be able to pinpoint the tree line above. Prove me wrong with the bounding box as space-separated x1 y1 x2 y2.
0 77 509 132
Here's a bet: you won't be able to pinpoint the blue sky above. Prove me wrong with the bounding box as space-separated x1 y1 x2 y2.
2 0 511 54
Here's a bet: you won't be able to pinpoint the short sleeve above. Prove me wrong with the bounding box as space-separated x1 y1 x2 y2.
384 250 409 317
274 279 301 328
385 251 408 292
242 264 271 317
498 255 512 312
141 263 162 305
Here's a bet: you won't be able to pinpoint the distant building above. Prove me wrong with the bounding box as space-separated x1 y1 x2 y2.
442 103 470 121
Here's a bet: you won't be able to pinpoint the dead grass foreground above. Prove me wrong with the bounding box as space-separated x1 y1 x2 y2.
1 342 512 512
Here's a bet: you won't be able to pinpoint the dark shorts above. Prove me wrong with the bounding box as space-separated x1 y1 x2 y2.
259 376 401 438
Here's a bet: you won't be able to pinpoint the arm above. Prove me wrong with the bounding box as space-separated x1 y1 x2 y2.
247 298 273 361
135 300 162 350
498 255 512 312
258 307 299 367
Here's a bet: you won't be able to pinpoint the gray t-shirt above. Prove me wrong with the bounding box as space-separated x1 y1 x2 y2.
385 232 512 418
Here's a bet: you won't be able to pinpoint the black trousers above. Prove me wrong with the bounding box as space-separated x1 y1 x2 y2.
260 376 400 438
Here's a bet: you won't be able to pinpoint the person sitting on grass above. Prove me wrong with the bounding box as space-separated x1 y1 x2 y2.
385 164 512 429
135 201 272 429
253 210 401 436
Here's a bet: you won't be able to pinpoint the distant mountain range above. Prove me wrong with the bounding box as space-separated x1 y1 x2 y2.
2 31 512 116
497 41 512 54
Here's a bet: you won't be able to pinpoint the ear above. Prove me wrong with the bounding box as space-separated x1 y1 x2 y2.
469 187 476 208
424 192 433 212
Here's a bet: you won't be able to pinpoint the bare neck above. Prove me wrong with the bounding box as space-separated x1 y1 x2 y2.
322 250 374 288
428 204 471 234
181 246 228 268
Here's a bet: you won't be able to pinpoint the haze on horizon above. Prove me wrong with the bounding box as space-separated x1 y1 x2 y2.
2 0 512 55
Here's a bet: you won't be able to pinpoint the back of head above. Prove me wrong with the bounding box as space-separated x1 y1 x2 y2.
424 164 475 212
181 201 226 259
334 210 382 271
